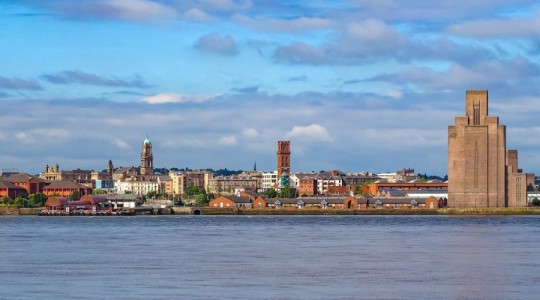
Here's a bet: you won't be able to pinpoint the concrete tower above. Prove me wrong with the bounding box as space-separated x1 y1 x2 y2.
140 136 154 175
448 90 506 207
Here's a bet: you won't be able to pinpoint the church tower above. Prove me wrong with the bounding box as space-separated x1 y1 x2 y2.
140 136 154 175
107 160 114 175
448 90 506 207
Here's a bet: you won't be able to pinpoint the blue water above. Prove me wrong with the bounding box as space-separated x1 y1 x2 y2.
1 215 539 299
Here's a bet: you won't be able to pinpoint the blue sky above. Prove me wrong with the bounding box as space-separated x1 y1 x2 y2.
1 0 540 176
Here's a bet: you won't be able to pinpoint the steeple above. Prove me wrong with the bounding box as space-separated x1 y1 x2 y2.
107 160 114 175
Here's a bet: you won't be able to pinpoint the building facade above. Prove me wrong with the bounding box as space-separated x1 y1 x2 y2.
448 90 534 207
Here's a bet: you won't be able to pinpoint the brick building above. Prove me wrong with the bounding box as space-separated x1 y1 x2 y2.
448 90 534 207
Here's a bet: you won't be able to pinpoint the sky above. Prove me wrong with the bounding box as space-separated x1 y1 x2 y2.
1 0 540 176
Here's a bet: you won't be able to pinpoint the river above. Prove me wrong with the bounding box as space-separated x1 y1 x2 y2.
1 215 539 299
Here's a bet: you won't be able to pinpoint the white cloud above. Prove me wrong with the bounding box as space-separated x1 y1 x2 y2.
52 0 178 21
195 0 252 11
16 132 34 143
114 138 131 149
347 19 400 42
217 135 238 146
386 89 403 99
233 14 331 32
242 128 259 138
447 10 540 37
96 0 177 20
142 93 213 104
182 8 215 22
195 33 238 55
285 124 332 142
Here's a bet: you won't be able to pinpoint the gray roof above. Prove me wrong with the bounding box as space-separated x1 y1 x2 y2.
44 180 89 189
370 197 429 205
298 196 349 205
271 198 298 204
406 189 448 194
223 195 251 203
7 172 44 182
158 175 172 181
114 167 136 174
105 194 139 201
0 180 26 189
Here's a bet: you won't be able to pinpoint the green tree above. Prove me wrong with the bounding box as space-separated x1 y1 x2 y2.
185 185 201 196
68 190 80 201
532 198 540 207
2 196 12 205
146 191 158 199
93 189 106 195
279 186 296 198
28 193 47 207
14 196 29 208
527 184 534 192
195 193 208 205
263 188 277 198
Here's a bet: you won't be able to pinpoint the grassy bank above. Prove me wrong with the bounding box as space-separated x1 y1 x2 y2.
200 207 540 216
441 207 540 215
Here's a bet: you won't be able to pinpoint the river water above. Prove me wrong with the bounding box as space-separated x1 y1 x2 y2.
1 215 539 299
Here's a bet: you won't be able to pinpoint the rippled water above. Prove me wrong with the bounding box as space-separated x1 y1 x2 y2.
1 215 539 299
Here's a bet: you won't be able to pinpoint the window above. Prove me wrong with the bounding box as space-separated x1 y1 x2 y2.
257 203 262 210
394 203 399 209
298 200 304 209
411 200 418 209
275 200 281 209
376 200 382 209
429 202 434 209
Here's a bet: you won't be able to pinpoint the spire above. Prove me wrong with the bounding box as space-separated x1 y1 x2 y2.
254 161 257 171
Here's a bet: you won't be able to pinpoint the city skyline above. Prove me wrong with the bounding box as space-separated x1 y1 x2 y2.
1 1 540 175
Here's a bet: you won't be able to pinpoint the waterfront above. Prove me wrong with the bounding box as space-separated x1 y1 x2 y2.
1 216 539 299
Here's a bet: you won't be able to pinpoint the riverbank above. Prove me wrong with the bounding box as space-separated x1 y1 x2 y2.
2 206 540 216
190 207 540 216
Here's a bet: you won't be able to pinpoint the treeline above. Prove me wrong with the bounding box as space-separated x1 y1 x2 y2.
1 193 47 208
416 173 448 181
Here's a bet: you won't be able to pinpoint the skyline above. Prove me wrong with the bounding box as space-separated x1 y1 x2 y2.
1 1 540 176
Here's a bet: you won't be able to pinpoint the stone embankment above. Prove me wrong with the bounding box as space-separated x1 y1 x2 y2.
2 206 539 216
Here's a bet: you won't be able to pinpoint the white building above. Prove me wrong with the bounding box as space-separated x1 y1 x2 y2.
288 173 300 189
116 180 159 196
261 171 278 191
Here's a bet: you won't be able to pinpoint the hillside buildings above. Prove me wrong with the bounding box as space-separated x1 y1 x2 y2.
448 90 534 207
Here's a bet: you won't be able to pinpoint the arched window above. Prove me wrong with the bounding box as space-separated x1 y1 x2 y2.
297 199 304 209
275 200 281 209
257 202 262 210
321 200 328 209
